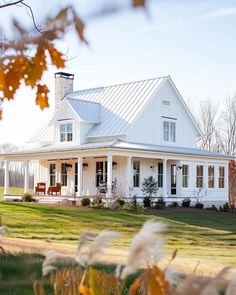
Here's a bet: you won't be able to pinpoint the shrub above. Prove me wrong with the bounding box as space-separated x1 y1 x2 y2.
116 199 126 207
154 197 166 208
143 196 151 208
169 201 179 208
182 197 191 208
81 197 91 207
141 176 158 198
22 193 33 202
92 203 105 209
195 202 204 209
155 203 165 210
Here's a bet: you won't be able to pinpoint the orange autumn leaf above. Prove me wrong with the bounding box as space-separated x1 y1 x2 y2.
73 13 88 45
2 55 29 99
36 84 49 110
47 44 65 68
143 266 170 295
25 47 47 88
132 0 146 8
129 277 142 295
79 284 92 295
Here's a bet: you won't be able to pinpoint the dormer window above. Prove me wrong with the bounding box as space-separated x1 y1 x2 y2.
59 121 73 142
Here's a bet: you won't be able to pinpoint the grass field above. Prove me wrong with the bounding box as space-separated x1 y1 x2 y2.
0 203 236 272
0 187 25 199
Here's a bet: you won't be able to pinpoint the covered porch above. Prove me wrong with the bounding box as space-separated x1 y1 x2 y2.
1 141 229 206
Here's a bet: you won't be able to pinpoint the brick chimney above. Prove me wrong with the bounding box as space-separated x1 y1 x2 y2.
55 72 74 110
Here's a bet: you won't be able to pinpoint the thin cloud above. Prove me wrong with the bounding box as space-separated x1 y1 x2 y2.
138 6 236 33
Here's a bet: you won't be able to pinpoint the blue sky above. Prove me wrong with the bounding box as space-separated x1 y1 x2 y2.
0 0 236 145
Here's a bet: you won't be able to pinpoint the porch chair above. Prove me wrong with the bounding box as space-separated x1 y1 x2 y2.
47 183 62 196
35 182 46 195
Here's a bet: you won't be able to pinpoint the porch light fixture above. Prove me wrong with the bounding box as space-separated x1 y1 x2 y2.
65 163 72 172
83 162 88 168
177 165 182 170
112 161 118 167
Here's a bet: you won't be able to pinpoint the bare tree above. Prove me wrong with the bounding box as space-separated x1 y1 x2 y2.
198 100 218 151
220 95 236 155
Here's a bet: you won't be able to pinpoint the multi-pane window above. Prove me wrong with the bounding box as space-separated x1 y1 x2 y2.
49 164 56 186
59 122 73 142
219 166 225 188
61 163 68 186
208 166 214 188
196 165 204 188
163 121 176 142
133 161 140 188
182 165 189 188
96 161 107 187
158 163 163 187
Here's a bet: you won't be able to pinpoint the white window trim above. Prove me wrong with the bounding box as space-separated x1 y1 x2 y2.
218 165 226 189
162 119 177 144
58 120 74 144
182 164 189 189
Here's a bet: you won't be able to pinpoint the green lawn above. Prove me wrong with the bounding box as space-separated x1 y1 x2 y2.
0 203 236 272
0 187 34 201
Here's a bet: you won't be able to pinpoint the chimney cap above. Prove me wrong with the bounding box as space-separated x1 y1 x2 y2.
55 72 74 80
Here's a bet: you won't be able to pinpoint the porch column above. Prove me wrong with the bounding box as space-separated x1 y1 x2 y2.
163 159 167 197
126 156 132 196
4 160 9 195
77 156 83 196
24 160 30 193
107 154 113 196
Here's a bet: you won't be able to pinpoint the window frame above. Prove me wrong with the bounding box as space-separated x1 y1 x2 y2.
61 163 68 186
219 166 225 189
208 165 215 188
196 165 204 188
162 120 176 143
58 120 74 143
133 160 140 188
182 164 189 188
158 162 163 188
49 163 56 186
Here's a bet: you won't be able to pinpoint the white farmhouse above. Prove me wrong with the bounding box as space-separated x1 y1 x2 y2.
1 72 231 205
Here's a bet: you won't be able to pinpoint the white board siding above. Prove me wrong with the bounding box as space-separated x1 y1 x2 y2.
127 80 198 148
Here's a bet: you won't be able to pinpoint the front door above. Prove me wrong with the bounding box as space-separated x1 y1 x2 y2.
171 164 177 195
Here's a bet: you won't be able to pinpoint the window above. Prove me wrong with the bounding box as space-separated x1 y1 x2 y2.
163 121 176 142
96 161 107 187
59 122 73 142
182 165 189 188
133 161 140 187
61 163 68 186
219 166 225 188
75 163 78 192
196 165 204 188
49 164 56 186
158 163 163 187
208 166 214 188
162 100 170 106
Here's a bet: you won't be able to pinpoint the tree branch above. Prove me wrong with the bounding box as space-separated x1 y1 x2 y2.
0 0 23 9
20 1 43 33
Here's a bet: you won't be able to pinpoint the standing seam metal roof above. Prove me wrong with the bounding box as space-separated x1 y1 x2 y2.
67 77 167 137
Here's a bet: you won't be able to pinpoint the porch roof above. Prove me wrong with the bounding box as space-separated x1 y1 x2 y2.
0 139 233 160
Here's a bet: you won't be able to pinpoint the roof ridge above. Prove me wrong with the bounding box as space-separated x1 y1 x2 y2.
72 76 168 94
66 97 101 105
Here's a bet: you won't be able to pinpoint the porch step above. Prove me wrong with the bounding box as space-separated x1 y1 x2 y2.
4 195 22 202
37 197 67 204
